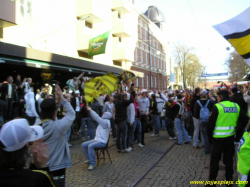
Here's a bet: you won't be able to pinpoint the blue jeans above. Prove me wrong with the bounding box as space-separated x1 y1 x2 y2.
66 127 71 142
88 118 97 140
133 118 142 144
152 114 160 135
116 120 128 150
161 117 166 130
81 118 90 138
165 117 176 138
193 117 204 147
175 118 191 145
82 140 106 166
200 122 211 154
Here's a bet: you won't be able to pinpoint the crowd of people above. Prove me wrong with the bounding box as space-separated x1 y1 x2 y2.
0 72 250 187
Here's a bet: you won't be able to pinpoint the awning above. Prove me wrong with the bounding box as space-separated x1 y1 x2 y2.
129 69 144 78
0 42 123 74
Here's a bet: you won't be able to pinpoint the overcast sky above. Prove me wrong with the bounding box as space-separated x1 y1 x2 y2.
134 0 250 74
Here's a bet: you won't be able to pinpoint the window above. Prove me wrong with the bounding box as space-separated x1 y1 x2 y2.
147 75 149 88
20 0 33 20
142 77 144 88
141 50 143 63
151 76 153 88
145 52 148 65
136 78 139 87
157 41 159 49
157 58 159 68
155 77 157 88
135 48 138 62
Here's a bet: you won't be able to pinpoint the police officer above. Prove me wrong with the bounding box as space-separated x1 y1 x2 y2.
207 90 248 186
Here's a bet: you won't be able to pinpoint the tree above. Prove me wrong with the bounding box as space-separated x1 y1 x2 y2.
225 50 250 83
173 43 204 89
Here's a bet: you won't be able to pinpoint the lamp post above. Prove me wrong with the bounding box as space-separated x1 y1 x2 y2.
235 69 239 84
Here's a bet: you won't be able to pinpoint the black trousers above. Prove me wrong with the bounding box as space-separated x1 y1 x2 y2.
209 136 235 181
51 168 66 187
141 115 148 144
5 98 13 121
110 118 116 138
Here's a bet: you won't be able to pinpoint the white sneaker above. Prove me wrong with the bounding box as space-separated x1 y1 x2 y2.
82 137 85 141
127 147 132 152
151 134 158 137
88 165 95 170
169 137 177 140
121 148 130 153
84 160 89 164
68 143 72 147
138 143 144 148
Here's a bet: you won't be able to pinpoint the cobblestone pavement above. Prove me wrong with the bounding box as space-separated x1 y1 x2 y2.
66 131 176 187
66 132 237 187
137 143 238 187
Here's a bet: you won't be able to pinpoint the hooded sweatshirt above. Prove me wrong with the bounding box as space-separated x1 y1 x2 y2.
90 110 111 144
24 92 38 117
41 99 75 171
126 93 135 124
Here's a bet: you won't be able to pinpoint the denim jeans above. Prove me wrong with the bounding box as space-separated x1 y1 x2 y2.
66 127 71 142
81 118 89 138
174 118 191 145
116 120 128 150
82 140 106 166
165 117 176 138
133 118 142 144
200 122 211 154
161 116 166 130
88 118 97 140
152 114 160 135
193 117 204 147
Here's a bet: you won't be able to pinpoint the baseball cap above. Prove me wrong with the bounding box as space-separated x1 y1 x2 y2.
180 90 184 93
141 89 147 93
75 90 80 94
201 90 208 97
0 119 44 152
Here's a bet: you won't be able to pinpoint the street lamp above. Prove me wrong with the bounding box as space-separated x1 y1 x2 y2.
235 69 239 84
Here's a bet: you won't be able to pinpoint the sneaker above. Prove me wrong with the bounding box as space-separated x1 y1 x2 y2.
193 146 201 149
127 147 132 152
169 137 177 140
68 143 72 147
121 148 130 153
84 160 90 164
184 141 191 144
176 142 182 145
82 137 85 141
151 134 158 137
138 143 144 148
88 165 96 170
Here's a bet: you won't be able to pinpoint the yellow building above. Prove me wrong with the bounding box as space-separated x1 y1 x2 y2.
0 0 168 90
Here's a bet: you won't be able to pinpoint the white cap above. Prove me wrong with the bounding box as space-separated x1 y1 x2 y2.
180 90 184 93
0 119 44 152
75 90 80 94
141 89 147 93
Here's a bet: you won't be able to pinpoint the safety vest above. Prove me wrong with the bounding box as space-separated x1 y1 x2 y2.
237 132 250 187
213 101 240 138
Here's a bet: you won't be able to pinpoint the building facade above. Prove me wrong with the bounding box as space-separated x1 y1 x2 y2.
0 0 168 90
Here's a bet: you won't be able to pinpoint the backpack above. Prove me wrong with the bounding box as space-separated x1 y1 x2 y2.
156 98 164 114
177 102 188 121
197 100 210 123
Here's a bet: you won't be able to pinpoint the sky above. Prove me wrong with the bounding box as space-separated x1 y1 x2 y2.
134 0 250 74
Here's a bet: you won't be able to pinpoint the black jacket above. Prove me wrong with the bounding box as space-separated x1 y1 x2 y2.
81 103 88 118
0 165 54 187
0 83 14 100
190 94 200 117
70 96 81 111
208 98 249 142
89 100 102 117
230 93 248 114
149 100 158 115
165 102 177 119
114 98 133 123
194 99 215 119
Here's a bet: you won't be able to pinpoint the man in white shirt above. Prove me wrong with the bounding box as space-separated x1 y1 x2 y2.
23 78 32 94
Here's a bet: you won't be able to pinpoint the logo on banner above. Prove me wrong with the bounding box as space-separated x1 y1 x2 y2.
41 69 54 81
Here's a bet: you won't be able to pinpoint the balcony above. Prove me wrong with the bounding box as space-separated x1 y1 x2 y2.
0 0 17 28
76 0 107 23
112 37 134 62
112 11 134 38
111 0 132 15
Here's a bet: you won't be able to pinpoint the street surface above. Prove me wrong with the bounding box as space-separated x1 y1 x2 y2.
66 131 237 187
